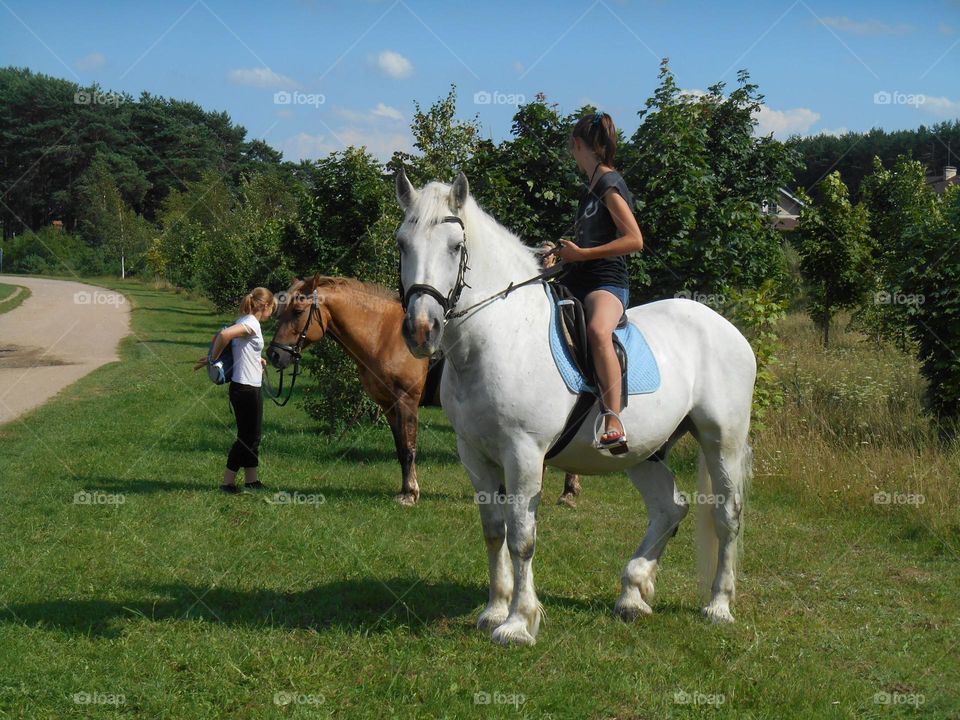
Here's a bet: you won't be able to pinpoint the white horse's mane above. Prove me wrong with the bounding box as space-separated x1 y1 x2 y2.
409 180 542 288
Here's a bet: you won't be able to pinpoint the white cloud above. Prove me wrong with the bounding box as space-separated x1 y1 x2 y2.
76 52 107 71
753 105 821 137
940 22 957 34
227 67 298 89
917 95 960 118
818 16 913 35
376 50 413 79
513 61 525 74
280 127 413 162
371 102 403 121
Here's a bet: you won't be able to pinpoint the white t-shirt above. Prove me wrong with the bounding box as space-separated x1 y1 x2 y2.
230 314 264 387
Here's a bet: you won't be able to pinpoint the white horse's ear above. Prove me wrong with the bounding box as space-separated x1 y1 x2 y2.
395 167 417 210
450 171 469 212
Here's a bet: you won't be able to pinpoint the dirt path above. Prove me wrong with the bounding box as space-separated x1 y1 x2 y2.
0 275 130 426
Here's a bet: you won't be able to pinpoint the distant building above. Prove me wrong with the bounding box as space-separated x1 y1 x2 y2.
925 165 959 195
762 187 806 232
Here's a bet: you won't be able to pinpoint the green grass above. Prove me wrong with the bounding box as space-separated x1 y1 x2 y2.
0 279 957 719
0 282 30 315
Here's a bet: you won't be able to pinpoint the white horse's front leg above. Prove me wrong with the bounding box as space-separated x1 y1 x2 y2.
458 438 513 631
491 451 544 647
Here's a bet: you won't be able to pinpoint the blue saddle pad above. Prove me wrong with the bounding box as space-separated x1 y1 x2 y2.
545 283 660 395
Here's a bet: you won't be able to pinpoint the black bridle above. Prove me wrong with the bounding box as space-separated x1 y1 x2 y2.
264 290 323 407
397 213 568 324
398 215 471 318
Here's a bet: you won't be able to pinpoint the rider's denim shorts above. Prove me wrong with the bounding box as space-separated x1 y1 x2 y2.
570 284 629 310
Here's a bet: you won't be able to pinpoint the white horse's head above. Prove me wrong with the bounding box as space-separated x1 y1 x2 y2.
394 167 471 358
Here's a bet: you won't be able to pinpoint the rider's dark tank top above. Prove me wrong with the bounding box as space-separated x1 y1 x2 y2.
561 170 635 293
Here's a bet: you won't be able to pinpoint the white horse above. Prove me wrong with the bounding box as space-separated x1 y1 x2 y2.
395 169 756 646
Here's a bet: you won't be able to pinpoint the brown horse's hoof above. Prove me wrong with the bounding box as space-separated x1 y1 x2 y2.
395 492 418 507
556 493 577 508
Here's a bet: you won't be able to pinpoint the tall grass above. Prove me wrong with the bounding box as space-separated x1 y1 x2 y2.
758 311 960 540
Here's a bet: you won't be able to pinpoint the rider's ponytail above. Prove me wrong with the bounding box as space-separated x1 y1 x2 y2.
239 287 277 316
571 111 617 167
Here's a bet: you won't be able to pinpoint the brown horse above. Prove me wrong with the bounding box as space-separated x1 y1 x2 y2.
267 274 582 506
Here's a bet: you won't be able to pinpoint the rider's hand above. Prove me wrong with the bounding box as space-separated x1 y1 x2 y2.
557 238 587 263
538 241 559 268
260 357 268 369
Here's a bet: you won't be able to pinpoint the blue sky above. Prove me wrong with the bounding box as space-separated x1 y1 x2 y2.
2 0 958 163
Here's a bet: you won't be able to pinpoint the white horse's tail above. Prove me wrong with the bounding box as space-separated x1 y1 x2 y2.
695 441 753 601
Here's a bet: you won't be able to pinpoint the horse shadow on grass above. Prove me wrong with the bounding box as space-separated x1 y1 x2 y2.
0 578 602 639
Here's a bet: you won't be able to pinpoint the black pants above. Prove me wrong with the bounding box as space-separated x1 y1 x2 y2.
227 381 263 471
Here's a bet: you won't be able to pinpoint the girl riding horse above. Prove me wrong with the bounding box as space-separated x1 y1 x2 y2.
556 111 644 452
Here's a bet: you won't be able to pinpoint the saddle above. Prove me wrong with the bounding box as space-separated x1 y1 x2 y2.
549 283 629 411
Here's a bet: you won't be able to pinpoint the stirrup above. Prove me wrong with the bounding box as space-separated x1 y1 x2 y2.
593 410 628 454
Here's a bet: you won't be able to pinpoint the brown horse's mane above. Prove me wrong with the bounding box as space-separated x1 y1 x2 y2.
285 275 399 306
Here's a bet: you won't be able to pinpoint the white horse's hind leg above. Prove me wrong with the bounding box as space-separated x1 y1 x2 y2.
458 439 513 632
697 435 751 624
616 459 689 620
491 448 544 647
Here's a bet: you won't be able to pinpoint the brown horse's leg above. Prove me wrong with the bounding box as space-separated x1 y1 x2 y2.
386 401 420 506
557 473 582 508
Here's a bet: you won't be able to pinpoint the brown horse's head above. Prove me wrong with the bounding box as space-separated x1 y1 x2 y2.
267 275 333 369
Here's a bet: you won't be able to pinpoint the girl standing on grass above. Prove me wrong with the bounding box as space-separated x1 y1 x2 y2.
555 111 644 452
195 287 276 493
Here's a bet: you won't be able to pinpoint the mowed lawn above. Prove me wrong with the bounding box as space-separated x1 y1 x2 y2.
0 279 957 719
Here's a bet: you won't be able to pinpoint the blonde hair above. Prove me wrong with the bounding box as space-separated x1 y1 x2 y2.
239 287 277 316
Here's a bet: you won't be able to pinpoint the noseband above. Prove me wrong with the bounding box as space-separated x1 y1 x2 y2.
398 215 471 319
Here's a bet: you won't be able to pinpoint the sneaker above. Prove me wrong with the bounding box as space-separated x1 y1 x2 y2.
244 481 267 491
220 483 240 494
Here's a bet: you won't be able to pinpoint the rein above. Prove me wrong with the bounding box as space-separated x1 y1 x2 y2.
399 214 567 323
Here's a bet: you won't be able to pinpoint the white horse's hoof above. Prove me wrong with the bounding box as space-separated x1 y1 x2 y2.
702 604 735 624
491 620 537 646
476 607 509 631
614 597 653 621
